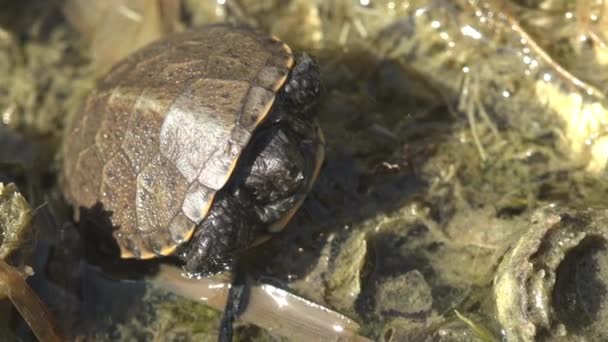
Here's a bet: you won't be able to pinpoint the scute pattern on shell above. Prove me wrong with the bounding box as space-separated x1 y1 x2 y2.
61 25 294 259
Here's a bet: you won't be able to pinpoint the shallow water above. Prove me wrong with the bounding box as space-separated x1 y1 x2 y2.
2 0 608 341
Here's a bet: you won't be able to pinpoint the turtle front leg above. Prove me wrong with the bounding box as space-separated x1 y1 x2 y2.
177 187 263 277
178 189 261 342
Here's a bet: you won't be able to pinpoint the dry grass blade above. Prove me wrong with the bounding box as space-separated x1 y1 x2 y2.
153 264 371 342
63 0 183 73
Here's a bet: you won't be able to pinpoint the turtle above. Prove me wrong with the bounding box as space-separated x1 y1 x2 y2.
60 24 324 338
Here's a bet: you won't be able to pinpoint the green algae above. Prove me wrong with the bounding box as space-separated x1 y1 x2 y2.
3 0 608 341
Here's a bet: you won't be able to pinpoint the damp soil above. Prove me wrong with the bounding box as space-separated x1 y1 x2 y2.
3 0 608 341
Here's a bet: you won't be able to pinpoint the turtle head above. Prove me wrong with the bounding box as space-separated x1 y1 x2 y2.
280 53 322 117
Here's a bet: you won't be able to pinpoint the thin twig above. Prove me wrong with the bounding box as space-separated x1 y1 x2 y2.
0 259 65 342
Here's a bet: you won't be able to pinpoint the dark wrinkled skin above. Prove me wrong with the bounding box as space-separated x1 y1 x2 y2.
178 54 323 276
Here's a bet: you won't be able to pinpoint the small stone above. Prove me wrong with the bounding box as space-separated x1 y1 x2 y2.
375 270 432 319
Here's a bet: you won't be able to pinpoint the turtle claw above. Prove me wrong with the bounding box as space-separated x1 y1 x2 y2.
218 263 250 342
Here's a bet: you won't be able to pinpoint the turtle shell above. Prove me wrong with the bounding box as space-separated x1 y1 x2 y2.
61 25 294 259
